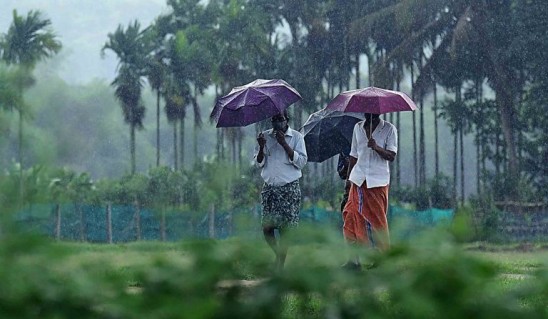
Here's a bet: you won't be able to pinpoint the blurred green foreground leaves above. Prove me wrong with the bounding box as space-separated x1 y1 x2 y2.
0 225 546 319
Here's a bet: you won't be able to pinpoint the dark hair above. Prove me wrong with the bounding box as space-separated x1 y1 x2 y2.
272 111 290 121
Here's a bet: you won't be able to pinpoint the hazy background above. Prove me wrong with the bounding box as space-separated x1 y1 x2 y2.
0 0 169 84
0 0 480 196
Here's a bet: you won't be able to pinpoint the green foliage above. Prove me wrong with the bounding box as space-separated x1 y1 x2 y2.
0 226 546 318
469 195 502 242
391 174 455 210
0 64 29 112
0 10 62 68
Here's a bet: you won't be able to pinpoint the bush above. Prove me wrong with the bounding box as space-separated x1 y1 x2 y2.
391 174 455 210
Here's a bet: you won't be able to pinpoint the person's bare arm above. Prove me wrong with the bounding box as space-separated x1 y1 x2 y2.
275 130 294 161
256 133 266 163
345 156 357 190
368 139 396 162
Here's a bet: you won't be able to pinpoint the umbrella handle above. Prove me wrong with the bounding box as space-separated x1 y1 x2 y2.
369 113 372 138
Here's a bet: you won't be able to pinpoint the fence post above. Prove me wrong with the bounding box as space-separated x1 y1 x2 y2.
209 203 215 238
78 203 86 242
134 200 141 241
106 203 112 244
160 209 166 241
55 203 61 241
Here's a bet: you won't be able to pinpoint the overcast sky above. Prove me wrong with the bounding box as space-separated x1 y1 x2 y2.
0 0 169 84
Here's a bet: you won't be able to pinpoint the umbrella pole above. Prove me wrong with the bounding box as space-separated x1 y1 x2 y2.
369 113 372 138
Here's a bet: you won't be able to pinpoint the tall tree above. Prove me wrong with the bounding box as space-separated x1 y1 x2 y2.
0 9 61 202
144 16 171 167
102 21 147 174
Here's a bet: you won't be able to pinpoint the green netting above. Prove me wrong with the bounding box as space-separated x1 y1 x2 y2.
13 203 454 242
387 205 454 240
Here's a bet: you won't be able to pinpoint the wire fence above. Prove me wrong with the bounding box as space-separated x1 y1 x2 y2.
20 203 548 243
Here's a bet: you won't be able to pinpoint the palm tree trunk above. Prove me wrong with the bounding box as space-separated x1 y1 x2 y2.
220 129 225 160
395 72 401 187
193 120 198 165
179 117 185 169
237 130 242 168
433 83 439 176
419 92 425 186
355 51 360 89
216 129 222 159
460 127 465 206
417 53 425 186
453 132 458 206
173 122 178 170
130 124 136 174
411 65 417 188
476 135 481 196
454 85 462 206
475 79 482 196
495 134 500 176
366 52 372 86
156 90 161 167
496 93 518 195
18 109 23 203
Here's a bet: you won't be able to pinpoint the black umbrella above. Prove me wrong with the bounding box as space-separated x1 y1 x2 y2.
300 109 364 163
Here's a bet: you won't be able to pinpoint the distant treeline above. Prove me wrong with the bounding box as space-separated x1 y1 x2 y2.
1 0 546 205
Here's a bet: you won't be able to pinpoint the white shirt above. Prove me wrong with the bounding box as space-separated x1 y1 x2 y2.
254 127 308 186
348 119 398 188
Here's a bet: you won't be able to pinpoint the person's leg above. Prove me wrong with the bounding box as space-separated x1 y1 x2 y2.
263 225 278 256
362 185 390 251
263 226 282 270
261 185 280 266
341 184 366 269
275 181 301 270
277 227 288 270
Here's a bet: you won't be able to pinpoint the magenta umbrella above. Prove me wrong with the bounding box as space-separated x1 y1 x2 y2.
210 79 302 128
325 86 418 114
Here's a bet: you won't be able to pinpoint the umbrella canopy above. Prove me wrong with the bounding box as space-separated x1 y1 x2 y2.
210 79 302 127
300 109 364 163
325 86 418 114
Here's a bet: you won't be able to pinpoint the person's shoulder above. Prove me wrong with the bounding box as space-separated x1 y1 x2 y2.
355 120 365 129
289 127 304 138
384 121 397 131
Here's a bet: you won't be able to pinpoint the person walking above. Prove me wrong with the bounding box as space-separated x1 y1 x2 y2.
342 113 397 269
255 111 307 271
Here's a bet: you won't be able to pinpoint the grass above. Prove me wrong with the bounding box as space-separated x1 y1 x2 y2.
54 239 548 285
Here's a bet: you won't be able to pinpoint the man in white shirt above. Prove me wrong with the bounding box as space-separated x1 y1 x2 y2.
342 113 397 269
255 111 307 271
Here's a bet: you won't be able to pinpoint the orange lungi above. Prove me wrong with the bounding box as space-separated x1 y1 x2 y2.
342 181 390 250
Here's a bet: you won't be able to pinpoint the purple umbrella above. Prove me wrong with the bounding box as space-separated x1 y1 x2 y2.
325 86 418 114
210 79 302 127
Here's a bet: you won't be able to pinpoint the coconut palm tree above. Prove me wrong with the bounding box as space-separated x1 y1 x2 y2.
352 0 526 198
144 15 172 167
102 21 147 174
1 9 61 201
